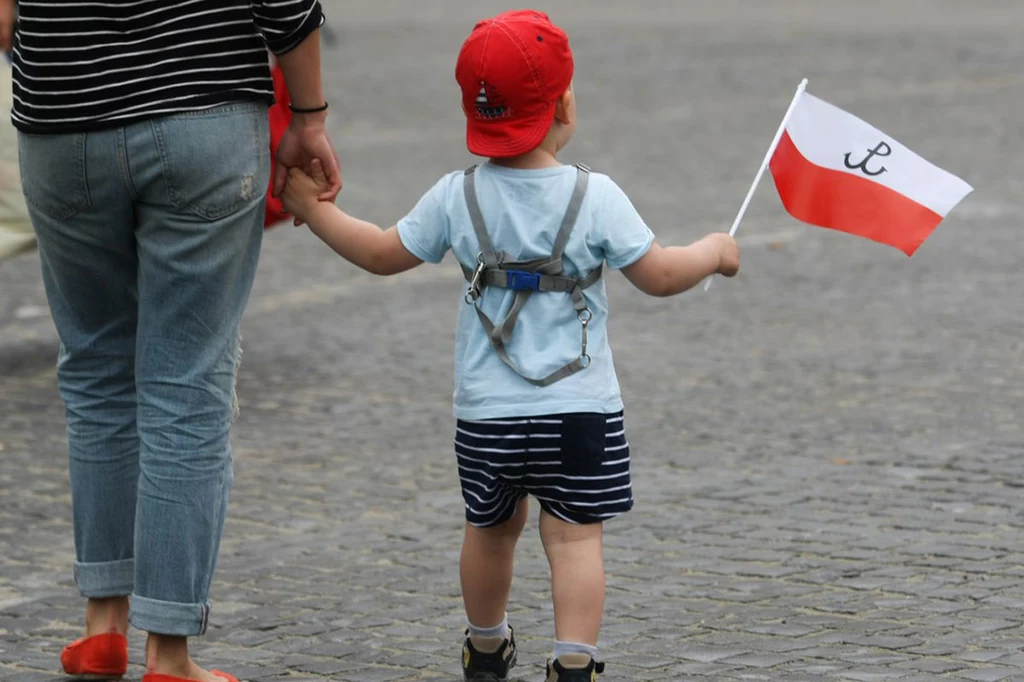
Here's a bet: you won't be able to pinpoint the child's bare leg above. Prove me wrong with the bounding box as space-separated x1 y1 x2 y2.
539 510 604 646
460 496 529 629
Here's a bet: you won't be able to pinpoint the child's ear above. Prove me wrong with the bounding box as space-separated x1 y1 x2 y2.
554 87 573 125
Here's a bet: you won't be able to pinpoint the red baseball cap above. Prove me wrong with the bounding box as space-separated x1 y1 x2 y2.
455 10 574 158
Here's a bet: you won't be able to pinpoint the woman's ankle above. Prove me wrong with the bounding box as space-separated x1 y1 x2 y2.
85 596 129 637
145 633 193 676
145 633 228 681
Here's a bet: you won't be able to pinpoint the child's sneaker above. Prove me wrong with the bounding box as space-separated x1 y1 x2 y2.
545 654 605 681
462 626 517 681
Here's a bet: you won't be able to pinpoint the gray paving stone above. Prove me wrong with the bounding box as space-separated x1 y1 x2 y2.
956 669 1018 682
894 658 969 675
721 652 797 668
958 650 1014 663
836 668 913 681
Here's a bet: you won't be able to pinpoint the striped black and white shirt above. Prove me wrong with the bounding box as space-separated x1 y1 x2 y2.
11 0 324 134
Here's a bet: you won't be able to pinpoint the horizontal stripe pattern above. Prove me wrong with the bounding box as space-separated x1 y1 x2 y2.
455 412 633 527
11 0 323 133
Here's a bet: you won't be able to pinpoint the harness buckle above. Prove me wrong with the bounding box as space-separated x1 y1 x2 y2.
579 305 591 367
465 253 486 304
505 270 541 291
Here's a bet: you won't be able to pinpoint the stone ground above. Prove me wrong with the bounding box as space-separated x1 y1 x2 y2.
2 1 1024 680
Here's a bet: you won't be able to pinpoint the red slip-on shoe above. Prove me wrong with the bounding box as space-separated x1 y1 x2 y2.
60 632 129 678
141 672 239 682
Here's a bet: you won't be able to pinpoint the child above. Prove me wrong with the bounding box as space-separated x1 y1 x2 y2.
282 10 739 681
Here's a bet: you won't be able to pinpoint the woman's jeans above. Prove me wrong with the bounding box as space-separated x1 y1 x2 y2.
18 102 270 636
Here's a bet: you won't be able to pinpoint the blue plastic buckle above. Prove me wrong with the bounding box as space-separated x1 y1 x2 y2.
505 270 541 291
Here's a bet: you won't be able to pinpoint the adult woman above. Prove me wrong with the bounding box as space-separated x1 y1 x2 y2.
1 1 341 680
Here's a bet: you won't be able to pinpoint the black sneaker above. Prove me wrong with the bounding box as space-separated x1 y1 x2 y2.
545 654 605 681
462 626 517 682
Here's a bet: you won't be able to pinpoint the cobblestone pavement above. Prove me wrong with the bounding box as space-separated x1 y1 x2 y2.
2 1 1024 680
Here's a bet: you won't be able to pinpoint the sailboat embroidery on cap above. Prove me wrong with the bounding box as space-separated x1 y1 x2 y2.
474 81 512 120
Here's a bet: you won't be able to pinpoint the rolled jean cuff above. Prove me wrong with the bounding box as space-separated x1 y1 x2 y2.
74 558 134 598
130 594 210 636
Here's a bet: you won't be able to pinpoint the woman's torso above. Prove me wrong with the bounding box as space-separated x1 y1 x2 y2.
11 1 278 133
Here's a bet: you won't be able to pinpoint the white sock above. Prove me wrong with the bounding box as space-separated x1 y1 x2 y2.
468 614 510 641
553 640 598 661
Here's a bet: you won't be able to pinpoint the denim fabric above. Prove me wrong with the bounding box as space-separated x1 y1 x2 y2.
19 102 269 636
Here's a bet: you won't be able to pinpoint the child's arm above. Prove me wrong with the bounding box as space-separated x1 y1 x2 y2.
621 233 739 297
282 161 423 276
303 203 422 276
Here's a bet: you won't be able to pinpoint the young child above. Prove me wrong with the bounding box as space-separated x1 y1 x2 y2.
282 10 739 681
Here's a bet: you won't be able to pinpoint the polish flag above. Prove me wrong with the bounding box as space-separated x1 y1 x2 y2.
769 93 972 256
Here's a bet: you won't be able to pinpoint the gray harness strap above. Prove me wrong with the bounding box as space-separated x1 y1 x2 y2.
463 166 500 265
462 164 599 387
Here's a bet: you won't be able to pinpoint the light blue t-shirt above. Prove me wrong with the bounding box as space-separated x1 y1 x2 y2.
398 162 654 421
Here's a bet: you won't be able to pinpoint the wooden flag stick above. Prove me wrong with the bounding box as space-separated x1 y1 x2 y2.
705 78 809 291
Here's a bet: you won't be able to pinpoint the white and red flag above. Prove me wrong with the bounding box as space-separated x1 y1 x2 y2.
769 91 973 256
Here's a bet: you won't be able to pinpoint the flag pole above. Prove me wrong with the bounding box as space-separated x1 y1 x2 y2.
705 77 809 291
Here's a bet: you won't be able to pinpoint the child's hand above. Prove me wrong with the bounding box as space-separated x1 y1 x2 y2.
708 233 740 277
281 158 333 225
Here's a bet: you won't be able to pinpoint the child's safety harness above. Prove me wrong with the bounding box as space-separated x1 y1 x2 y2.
461 163 602 387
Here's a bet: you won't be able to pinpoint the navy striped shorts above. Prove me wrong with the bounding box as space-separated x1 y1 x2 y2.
454 411 633 527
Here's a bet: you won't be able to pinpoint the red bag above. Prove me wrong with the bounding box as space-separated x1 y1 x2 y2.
264 62 292 228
